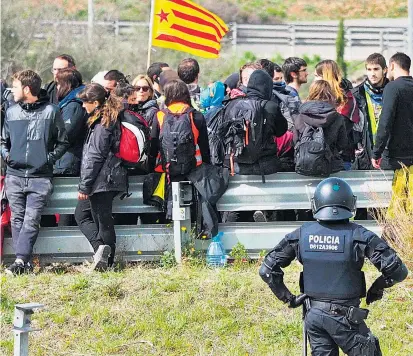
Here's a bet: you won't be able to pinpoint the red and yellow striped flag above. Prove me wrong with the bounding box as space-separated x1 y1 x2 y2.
151 0 229 58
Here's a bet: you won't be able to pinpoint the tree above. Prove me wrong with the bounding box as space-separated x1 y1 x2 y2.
336 18 347 78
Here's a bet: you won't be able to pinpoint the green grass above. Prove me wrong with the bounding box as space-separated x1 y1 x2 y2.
1 262 412 355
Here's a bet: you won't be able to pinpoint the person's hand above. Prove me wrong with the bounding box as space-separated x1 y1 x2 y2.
366 286 384 305
288 293 308 308
371 158 382 169
78 192 89 200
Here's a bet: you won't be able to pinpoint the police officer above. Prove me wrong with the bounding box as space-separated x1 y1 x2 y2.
259 177 408 356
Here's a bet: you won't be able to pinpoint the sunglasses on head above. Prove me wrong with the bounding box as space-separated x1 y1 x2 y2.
135 86 150 92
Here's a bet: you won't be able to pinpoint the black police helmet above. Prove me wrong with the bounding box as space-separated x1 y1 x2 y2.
311 177 357 221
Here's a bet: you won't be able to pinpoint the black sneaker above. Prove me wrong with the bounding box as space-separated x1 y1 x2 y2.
91 245 111 272
5 261 27 276
253 210 267 223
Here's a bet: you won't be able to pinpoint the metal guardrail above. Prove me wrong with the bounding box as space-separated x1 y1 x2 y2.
218 171 393 211
32 20 407 53
45 176 161 214
2 171 393 263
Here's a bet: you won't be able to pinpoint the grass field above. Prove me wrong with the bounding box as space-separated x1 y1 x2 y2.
1 261 412 355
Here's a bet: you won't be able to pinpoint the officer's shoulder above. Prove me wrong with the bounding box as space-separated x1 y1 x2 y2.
350 222 379 242
285 222 316 241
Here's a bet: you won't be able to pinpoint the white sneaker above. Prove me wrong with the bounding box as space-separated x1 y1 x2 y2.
91 245 111 271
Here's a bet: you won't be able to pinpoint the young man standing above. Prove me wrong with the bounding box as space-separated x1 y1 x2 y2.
1 70 69 275
282 57 309 100
352 53 388 169
44 54 76 104
371 52 413 217
147 62 170 99
177 58 201 110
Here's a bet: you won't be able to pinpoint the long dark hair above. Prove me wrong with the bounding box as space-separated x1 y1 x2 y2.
56 68 83 100
77 83 123 128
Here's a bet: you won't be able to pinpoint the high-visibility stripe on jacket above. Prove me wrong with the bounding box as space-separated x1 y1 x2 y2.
154 103 202 173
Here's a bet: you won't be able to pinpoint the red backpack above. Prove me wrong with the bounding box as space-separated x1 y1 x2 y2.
1 176 11 259
115 110 151 168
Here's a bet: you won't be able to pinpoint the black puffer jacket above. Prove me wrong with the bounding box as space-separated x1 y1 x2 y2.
78 115 127 195
293 101 349 173
129 99 158 127
54 87 88 176
1 95 69 178
223 70 287 175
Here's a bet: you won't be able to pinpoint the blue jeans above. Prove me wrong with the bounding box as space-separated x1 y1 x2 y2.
5 175 53 262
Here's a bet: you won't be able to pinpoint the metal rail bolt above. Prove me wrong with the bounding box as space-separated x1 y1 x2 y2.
13 303 44 356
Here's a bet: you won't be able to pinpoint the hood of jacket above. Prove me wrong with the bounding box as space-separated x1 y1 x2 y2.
272 81 287 93
224 73 239 91
200 81 225 110
18 94 50 111
298 101 339 128
130 99 158 112
59 85 85 109
246 70 273 100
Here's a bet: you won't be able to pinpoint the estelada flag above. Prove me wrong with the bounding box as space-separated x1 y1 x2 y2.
151 0 229 58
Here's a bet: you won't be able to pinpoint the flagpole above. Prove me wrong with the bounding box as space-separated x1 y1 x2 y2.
147 0 156 69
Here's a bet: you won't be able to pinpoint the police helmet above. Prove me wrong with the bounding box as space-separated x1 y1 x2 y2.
311 177 357 221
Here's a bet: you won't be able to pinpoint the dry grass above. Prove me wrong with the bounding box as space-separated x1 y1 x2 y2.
370 166 413 270
1 261 412 355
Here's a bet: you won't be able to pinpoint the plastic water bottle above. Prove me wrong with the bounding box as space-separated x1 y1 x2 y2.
206 232 226 267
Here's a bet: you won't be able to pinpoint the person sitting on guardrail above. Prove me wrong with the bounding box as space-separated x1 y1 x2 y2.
314 60 360 170
351 53 389 171
2 70 69 275
293 80 349 176
75 83 128 271
371 52 413 219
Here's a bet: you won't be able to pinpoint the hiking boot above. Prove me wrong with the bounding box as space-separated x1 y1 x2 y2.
5 260 32 276
91 245 111 272
253 210 267 223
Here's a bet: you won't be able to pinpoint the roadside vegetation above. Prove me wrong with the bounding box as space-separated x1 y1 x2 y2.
24 0 408 23
1 260 412 355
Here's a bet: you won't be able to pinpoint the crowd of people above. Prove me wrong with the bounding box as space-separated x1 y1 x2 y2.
1 51 412 275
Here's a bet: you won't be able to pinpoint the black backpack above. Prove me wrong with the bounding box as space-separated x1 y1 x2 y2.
295 124 332 177
159 107 197 177
207 98 268 167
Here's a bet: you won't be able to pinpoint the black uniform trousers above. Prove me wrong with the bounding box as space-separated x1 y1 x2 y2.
305 307 381 356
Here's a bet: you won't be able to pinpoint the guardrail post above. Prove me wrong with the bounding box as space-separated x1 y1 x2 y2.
347 28 353 60
379 30 384 53
289 25 296 56
114 21 120 36
171 182 192 264
231 22 237 54
13 303 44 356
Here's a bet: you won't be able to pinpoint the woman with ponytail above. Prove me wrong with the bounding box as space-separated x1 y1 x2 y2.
75 83 127 271
314 60 359 169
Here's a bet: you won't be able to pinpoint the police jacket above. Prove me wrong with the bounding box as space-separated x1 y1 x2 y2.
293 101 349 173
259 220 407 305
53 86 88 176
1 96 69 178
128 99 159 127
78 114 127 196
